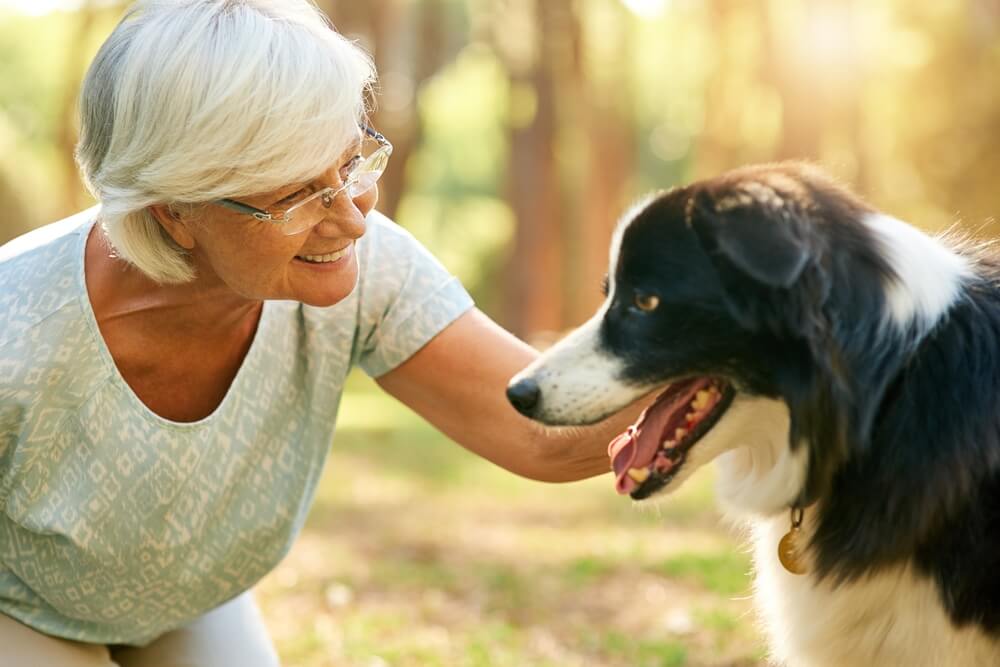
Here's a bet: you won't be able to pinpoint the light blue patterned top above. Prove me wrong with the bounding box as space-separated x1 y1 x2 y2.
0 208 474 645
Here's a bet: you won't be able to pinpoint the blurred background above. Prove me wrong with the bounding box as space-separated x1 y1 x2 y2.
1 0 998 665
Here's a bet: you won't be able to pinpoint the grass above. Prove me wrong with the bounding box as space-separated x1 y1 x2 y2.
256 370 766 666
654 553 754 597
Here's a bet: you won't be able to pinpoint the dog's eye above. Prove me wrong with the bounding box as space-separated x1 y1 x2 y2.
633 292 660 312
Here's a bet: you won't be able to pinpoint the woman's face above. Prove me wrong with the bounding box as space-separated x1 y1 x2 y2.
181 139 377 308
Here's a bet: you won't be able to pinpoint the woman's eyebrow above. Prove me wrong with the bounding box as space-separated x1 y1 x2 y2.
256 139 366 205
263 182 310 206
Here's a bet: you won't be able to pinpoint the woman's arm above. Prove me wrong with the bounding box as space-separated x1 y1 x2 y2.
375 308 646 482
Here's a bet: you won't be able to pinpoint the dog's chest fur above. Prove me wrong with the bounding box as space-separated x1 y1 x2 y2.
749 516 1000 667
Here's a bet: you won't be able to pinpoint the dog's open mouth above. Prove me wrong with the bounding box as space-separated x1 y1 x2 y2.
608 378 735 500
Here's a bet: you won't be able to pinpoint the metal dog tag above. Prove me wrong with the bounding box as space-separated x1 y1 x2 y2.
778 526 808 575
778 506 808 575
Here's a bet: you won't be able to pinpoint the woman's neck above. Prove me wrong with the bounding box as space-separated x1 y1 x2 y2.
84 224 266 422
85 223 262 340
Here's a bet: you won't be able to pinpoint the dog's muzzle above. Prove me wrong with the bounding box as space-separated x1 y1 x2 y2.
506 377 541 418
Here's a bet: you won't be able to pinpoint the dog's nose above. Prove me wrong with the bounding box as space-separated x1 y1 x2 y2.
506 378 541 417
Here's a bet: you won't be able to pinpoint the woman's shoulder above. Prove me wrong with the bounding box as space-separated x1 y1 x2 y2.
329 210 474 377
0 207 96 346
0 207 96 266
354 210 453 285
0 210 112 446
357 210 427 256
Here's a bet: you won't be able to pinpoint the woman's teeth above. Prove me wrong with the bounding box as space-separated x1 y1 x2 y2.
298 247 350 263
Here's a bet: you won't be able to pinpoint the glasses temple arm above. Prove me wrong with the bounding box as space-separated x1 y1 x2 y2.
363 125 390 146
216 198 271 219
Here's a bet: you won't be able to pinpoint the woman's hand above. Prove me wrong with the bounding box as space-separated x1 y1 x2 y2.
375 308 645 482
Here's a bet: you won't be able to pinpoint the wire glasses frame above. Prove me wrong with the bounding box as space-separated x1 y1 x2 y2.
215 126 393 235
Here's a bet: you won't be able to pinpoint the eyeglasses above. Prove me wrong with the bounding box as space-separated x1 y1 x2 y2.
215 126 393 236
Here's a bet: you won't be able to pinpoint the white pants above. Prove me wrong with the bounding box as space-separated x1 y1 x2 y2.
0 593 280 667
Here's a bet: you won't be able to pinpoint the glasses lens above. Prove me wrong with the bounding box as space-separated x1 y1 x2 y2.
366 147 390 174
279 191 329 235
347 149 390 198
275 143 391 235
281 213 315 236
348 172 379 198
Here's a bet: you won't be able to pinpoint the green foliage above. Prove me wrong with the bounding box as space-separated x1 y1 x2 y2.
4 0 999 250
563 556 618 585
599 631 689 667
401 44 515 306
653 552 753 597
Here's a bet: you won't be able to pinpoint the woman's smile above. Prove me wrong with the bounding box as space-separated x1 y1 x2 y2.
293 242 355 270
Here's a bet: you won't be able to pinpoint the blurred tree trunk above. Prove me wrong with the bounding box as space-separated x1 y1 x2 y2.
691 0 732 178
497 0 566 338
568 2 633 324
493 0 633 336
694 0 776 177
696 0 870 189
762 0 822 161
762 0 869 188
318 0 460 221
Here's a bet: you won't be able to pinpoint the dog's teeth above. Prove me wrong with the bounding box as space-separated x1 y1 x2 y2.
675 427 688 439
627 467 650 483
691 387 723 412
685 411 698 423
692 390 711 410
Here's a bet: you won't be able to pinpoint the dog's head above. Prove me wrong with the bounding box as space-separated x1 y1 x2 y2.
508 162 968 513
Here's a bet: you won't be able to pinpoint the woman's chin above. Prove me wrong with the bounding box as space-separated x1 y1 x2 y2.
300 291 353 308
299 274 359 308
287 254 359 307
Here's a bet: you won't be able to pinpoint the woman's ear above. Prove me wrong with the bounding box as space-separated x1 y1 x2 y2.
148 204 197 250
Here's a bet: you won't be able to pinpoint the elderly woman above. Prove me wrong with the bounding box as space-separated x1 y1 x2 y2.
0 1 637 665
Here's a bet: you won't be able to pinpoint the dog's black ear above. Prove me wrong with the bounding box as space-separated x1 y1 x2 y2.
688 180 855 506
686 185 811 290
685 182 825 338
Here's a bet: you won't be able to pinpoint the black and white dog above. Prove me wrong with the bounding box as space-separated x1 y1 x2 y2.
507 163 1000 666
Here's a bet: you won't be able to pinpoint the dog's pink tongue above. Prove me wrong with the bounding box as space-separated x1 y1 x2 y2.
608 379 708 495
608 397 677 495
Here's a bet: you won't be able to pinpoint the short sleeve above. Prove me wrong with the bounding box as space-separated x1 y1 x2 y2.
354 212 475 377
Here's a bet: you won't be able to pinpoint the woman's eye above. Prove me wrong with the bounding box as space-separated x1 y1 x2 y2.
278 188 309 205
633 292 660 312
341 155 363 176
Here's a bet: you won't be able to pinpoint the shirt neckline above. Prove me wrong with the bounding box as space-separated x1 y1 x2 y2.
75 214 273 430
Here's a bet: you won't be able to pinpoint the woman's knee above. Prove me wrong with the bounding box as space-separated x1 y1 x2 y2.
112 593 280 667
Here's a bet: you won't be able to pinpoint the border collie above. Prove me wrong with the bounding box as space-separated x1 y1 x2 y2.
506 163 1000 666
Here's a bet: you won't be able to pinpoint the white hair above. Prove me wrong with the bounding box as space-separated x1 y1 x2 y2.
76 0 376 283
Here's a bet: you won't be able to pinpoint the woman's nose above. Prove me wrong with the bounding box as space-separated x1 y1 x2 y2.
313 192 367 239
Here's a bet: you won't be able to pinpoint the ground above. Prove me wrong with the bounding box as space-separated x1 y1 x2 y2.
256 372 767 667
